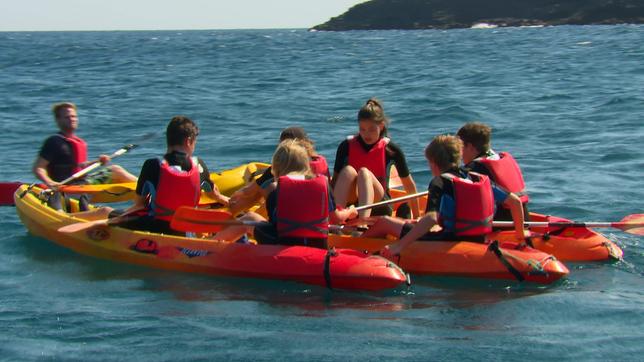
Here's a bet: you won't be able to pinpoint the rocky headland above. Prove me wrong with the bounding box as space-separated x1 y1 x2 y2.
312 0 644 31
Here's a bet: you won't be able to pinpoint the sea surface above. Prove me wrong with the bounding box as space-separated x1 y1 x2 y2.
0 25 643 361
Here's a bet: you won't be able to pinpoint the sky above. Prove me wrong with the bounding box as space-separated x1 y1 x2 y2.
0 0 367 31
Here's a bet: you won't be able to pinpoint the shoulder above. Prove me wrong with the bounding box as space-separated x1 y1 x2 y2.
385 139 403 153
141 158 161 171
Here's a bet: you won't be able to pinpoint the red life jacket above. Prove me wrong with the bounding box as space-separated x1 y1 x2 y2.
442 172 495 237
475 152 529 203
153 158 201 221
347 135 389 188
309 154 330 180
275 175 329 239
54 133 88 173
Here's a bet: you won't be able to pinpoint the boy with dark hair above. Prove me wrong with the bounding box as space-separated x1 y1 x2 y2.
457 122 530 221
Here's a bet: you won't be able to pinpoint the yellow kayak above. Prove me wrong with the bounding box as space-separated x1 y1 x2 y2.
59 162 269 203
14 185 407 291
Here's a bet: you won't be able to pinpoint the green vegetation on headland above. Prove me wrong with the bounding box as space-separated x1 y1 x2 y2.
312 0 644 31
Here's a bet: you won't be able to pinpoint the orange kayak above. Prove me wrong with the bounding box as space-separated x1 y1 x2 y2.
14 185 406 292
388 189 622 262
328 233 569 285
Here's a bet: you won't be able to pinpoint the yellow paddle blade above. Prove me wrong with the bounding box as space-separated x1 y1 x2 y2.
58 219 108 233
617 214 644 235
171 207 235 233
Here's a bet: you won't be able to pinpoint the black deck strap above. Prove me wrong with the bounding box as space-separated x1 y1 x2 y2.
324 248 337 289
488 240 525 282
19 183 37 199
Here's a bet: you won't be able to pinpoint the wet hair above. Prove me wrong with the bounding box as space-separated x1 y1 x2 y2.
358 98 389 127
166 115 199 147
425 135 463 172
456 122 491 153
279 126 316 157
52 102 77 119
271 139 311 178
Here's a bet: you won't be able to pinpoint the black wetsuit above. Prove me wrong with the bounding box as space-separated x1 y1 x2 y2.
118 151 213 235
38 133 83 182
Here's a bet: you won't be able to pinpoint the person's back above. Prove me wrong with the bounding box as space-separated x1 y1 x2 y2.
119 116 227 235
457 122 530 221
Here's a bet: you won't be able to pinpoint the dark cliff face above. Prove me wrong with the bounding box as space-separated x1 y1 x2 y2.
312 0 644 31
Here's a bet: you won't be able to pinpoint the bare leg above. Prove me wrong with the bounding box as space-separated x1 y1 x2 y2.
361 216 405 238
332 166 358 208
109 165 137 183
212 212 265 242
356 167 385 219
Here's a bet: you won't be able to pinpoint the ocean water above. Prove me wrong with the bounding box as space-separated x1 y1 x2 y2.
0 25 643 361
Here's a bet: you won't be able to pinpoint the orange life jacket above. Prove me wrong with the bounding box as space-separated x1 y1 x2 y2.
347 135 389 188
309 155 330 180
152 158 201 221
475 152 529 203
275 175 329 239
53 133 88 174
440 172 495 237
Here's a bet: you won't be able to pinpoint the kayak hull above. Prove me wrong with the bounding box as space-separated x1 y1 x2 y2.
389 189 622 262
328 234 569 285
14 185 406 291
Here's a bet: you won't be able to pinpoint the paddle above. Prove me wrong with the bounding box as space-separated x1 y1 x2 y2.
0 182 24 206
354 191 428 212
170 208 247 233
169 192 433 234
58 207 145 233
3 130 160 206
492 214 644 236
57 143 138 186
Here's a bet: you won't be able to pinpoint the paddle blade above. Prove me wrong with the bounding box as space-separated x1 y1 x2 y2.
0 182 22 206
58 219 108 233
171 207 234 233
616 214 644 235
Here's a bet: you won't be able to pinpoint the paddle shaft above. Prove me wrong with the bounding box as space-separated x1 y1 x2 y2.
354 191 428 212
58 144 137 185
494 221 619 229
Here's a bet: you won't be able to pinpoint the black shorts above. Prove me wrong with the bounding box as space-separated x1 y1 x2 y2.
254 222 328 249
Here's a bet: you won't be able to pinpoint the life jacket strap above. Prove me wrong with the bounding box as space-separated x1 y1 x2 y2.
487 240 525 282
276 216 329 236
324 248 337 289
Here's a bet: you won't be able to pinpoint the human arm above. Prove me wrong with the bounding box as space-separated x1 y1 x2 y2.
228 167 273 215
330 140 349 188
330 205 358 224
400 175 420 219
381 211 439 257
502 192 527 240
32 156 60 189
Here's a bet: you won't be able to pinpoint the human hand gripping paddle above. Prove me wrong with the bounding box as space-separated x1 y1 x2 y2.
1 130 160 206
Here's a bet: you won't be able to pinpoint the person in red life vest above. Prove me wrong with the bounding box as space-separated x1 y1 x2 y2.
228 126 330 216
214 139 357 249
32 102 137 190
113 116 229 235
457 122 530 221
332 98 420 220
363 135 526 258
